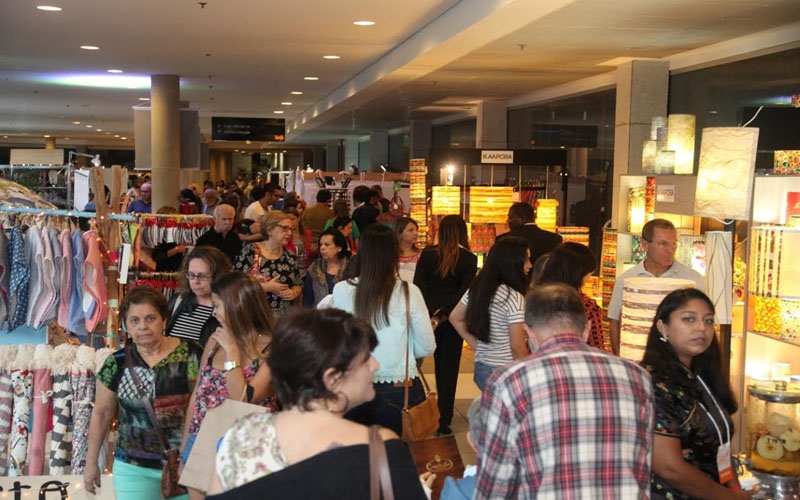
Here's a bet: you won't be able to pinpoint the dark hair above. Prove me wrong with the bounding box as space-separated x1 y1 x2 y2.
333 216 353 231
436 215 469 278
212 272 275 360
249 186 265 202
640 288 738 414
264 182 279 196
177 246 232 297
316 189 332 203
642 218 675 242
352 185 370 204
524 283 587 334
347 224 399 328
267 309 377 411
332 199 350 218
394 217 419 252
539 242 596 290
509 202 535 223
320 228 351 260
120 285 169 324
466 236 531 343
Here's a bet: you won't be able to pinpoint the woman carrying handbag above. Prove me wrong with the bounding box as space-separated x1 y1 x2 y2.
331 224 436 435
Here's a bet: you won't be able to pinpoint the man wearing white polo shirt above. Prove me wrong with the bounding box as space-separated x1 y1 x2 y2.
608 218 704 355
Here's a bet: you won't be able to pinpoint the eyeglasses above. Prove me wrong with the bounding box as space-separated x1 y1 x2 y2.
186 272 213 281
276 224 294 232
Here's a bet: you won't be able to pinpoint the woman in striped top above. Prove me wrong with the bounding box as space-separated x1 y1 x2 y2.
166 246 232 345
449 236 532 391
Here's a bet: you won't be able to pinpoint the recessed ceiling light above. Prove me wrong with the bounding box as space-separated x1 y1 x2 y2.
304 76 319 81
273 111 284 114
105 132 111 135
44 135 50 138
291 91 303 95
281 102 292 106
36 5 62 11
323 55 340 60
107 69 123 74
353 20 375 26
96 129 102 132
3 136 8 139
72 121 80 124
114 135 120 138
138 97 150 101
80 45 100 50
86 124 92 128
64 137 70 140
121 137 127 140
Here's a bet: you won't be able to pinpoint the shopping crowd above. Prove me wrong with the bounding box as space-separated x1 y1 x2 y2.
82 176 747 499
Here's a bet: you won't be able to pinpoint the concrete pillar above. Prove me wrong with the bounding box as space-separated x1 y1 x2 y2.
150 74 181 212
369 130 388 172
325 142 339 172
312 147 325 171
44 137 56 149
409 120 432 162
476 101 508 149
611 60 669 228
344 138 359 171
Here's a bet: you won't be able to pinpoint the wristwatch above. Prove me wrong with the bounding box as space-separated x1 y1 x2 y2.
223 360 242 373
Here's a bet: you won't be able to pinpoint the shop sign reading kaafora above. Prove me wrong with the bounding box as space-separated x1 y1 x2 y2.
211 117 285 142
480 150 514 164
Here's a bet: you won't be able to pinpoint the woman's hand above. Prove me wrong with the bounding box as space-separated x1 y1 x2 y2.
420 471 436 488
264 280 288 294
83 461 101 494
278 286 300 301
213 326 236 353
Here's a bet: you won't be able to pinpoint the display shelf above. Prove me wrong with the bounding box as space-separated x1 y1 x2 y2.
747 330 800 349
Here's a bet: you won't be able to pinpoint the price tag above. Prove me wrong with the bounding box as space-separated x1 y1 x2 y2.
717 442 733 483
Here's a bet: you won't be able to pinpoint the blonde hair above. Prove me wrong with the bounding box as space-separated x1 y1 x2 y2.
260 211 292 240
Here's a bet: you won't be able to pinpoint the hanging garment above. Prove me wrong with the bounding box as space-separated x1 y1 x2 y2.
0 226 10 327
70 345 96 475
0 345 16 476
68 229 88 338
49 343 75 475
25 225 45 327
57 229 73 330
8 225 30 331
83 230 108 333
8 344 34 476
31 225 58 328
29 344 53 475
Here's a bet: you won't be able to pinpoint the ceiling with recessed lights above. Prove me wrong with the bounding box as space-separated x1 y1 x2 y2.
1 0 799 150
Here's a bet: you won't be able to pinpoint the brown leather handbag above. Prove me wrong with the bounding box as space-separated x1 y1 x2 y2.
125 350 188 498
400 283 440 443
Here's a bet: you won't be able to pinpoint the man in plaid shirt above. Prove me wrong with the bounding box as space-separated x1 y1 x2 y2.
475 283 654 499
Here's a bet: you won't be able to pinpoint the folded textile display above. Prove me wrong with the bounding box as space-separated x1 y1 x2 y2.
8 344 34 476
49 344 76 475
0 345 16 476
29 344 53 475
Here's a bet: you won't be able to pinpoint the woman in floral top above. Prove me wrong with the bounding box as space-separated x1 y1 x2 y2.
234 211 302 318
640 288 747 499
180 272 277 499
83 286 202 500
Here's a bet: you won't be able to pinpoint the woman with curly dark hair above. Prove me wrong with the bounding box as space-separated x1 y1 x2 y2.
640 288 746 499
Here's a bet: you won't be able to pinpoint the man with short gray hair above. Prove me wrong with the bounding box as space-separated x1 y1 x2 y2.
475 283 654 499
195 204 241 263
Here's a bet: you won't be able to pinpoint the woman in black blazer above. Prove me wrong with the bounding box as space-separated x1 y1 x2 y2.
413 215 477 435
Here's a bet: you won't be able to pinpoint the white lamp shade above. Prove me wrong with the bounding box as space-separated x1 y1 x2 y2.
694 127 759 220
642 140 657 174
667 114 696 174
651 116 667 141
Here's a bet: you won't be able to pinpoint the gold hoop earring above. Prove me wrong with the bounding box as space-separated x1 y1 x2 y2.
325 391 350 414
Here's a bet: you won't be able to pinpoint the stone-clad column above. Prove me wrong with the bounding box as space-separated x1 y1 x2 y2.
476 100 507 149
150 74 181 212
611 60 669 227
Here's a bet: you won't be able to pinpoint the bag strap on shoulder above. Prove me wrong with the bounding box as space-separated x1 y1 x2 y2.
369 425 395 500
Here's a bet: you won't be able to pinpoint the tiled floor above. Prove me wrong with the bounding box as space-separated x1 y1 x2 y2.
420 344 480 467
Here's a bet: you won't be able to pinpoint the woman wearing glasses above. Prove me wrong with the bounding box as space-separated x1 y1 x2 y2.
234 211 303 318
167 246 232 345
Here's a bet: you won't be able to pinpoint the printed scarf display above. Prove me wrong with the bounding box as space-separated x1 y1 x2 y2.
8 368 33 475
28 363 52 475
70 345 97 475
0 370 12 476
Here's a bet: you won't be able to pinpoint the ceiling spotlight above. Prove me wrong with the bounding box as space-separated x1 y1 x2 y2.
323 55 340 60
91 154 102 166
80 45 100 50
281 102 292 106
107 69 123 73
120 137 127 140
380 165 387 172
114 135 120 138
96 128 102 132
138 97 150 101
72 121 80 124
36 5 62 11
273 110 284 114
86 124 92 128
290 91 303 95
353 20 375 26
44 135 50 138
303 76 319 81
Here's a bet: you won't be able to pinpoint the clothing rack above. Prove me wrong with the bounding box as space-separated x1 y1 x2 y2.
0 205 135 221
